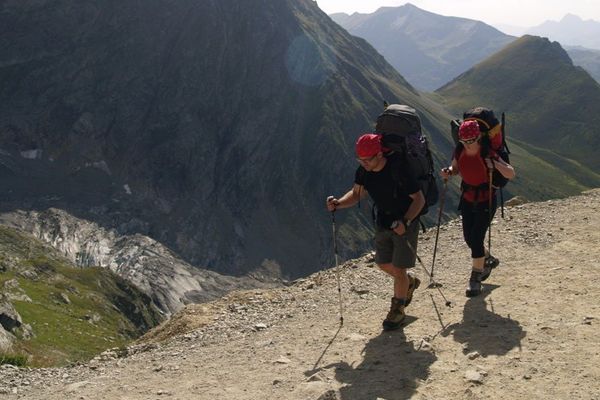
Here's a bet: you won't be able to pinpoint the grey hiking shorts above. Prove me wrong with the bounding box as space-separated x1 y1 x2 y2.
374 221 419 268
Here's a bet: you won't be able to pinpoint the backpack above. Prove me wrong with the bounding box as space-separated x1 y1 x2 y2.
374 104 439 216
450 107 511 189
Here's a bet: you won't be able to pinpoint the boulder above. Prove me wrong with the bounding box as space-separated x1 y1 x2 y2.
0 325 15 352
0 297 22 332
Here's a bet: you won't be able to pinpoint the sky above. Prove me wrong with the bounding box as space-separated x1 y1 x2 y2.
315 0 600 28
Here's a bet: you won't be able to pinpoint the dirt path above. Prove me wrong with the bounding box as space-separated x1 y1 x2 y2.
2 189 600 400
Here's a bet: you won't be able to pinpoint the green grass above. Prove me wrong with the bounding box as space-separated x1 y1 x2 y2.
0 353 28 367
0 227 162 367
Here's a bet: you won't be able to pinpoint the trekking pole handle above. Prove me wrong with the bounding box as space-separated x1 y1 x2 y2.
327 196 341 214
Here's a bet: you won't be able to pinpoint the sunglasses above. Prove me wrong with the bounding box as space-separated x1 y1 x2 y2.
356 154 377 163
459 137 479 145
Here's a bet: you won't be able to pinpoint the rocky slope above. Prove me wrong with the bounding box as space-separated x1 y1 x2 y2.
2 189 598 399
0 225 163 367
0 209 278 317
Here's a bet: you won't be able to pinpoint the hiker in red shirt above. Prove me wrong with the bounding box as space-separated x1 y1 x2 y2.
441 120 515 297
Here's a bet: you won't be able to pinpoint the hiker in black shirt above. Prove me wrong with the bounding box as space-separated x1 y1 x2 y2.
326 133 425 330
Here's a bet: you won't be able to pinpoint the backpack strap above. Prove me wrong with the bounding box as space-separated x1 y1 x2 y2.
386 153 428 232
384 152 406 199
356 168 366 210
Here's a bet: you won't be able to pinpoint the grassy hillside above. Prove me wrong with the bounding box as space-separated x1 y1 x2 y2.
437 35 600 172
568 47 600 84
501 138 600 200
0 226 162 367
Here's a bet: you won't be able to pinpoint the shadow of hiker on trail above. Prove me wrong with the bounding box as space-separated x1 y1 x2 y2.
442 284 526 356
319 321 437 400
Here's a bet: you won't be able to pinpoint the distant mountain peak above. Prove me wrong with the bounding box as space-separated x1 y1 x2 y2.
561 13 583 23
402 3 419 9
513 34 572 61
527 13 600 50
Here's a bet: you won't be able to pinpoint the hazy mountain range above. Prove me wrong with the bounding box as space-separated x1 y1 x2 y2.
331 5 600 88
527 14 600 50
331 4 514 91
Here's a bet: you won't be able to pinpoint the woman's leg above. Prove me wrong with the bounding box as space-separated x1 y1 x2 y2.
465 201 497 296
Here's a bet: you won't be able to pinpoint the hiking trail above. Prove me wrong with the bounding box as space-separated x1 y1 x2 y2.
2 189 599 400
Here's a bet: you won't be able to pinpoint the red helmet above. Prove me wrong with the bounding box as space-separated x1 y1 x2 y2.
458 120 481 141
355 133 382 157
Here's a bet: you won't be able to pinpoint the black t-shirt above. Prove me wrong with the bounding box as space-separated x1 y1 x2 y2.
355 156 420 228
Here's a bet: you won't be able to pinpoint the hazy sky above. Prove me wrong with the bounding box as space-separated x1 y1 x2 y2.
316 0 600 27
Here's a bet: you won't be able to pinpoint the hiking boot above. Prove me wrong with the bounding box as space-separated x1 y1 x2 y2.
480 264 492 282
485 255 500 269
382 297 405 331
405 273 421 307
465 271 482 298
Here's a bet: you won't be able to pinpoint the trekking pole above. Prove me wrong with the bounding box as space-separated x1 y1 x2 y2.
500 189 505 219
500 112 508 218
429 178 447 288
331 210 344 326
405 241 451 307
488 168 493 254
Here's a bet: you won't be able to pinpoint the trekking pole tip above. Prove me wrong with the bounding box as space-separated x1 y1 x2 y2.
445 301 452 307
427 281 442 288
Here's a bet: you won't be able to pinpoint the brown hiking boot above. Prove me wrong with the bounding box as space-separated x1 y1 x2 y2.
382 297 405 331
405 273 421 307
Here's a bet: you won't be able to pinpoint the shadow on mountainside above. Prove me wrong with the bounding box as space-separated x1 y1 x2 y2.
442 284 526 356
321 326 437 400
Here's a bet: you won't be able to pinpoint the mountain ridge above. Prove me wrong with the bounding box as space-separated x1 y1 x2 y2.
0 209 277 316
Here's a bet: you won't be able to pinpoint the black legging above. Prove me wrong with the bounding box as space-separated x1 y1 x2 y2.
461 198 497 258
